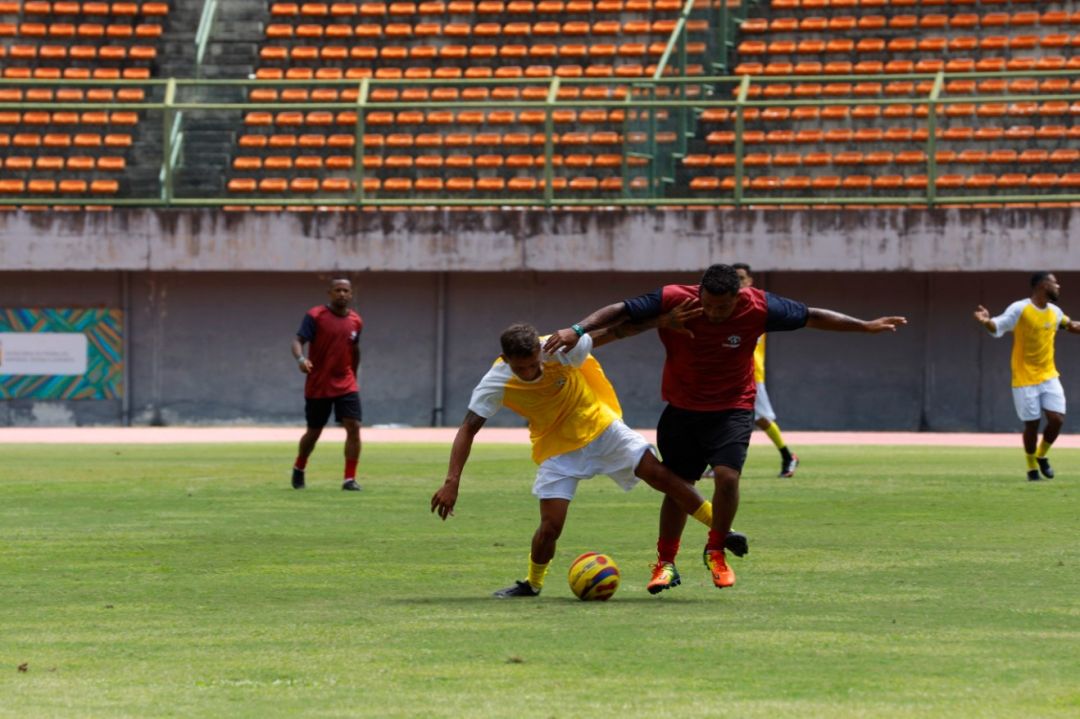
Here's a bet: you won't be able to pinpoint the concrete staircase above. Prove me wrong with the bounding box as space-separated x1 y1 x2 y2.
148 0 267 199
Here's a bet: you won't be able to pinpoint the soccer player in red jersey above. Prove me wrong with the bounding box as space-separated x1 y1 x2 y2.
290 278 365 491
545 264 906 591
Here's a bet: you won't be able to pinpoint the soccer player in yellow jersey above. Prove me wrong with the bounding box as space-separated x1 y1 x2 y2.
975 272 1080 481
734 264 799 477
431 322 745 598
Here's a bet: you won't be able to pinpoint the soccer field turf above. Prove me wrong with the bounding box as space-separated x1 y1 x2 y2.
1 443 1077 718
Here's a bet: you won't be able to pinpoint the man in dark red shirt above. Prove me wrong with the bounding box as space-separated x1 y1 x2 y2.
545 264 906 591
290 278 364 491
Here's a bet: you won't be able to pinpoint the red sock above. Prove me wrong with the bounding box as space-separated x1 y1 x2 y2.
706 529 726 552
657 537 681 565
294 456 308 470
344 458 358 480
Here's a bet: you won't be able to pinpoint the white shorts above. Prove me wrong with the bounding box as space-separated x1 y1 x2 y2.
753 381 776 422
1012 377 1067 422
532 419 651 501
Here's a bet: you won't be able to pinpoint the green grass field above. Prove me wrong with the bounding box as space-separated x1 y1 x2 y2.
1 442 1078 718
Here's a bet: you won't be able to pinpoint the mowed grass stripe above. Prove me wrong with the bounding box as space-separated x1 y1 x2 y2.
0 444 1077 718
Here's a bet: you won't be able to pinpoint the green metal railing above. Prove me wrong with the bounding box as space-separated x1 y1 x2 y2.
0 69 1078 208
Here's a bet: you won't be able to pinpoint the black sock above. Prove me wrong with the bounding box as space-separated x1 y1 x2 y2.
780 447 793 463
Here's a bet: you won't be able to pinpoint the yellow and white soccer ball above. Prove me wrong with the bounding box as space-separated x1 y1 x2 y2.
567 552 620 601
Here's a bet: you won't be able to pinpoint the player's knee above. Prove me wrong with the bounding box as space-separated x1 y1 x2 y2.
711 465 740 488
536 517 564 544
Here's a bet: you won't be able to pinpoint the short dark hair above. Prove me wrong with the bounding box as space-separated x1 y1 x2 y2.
500 323 540 359
1031 271 1052 289
700 264 741 296
329 277 351 287
732 262 752 275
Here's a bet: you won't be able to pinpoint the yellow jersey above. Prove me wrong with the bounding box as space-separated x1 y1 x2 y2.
753 334 766 384
467 334 622 464
990 299 1071 387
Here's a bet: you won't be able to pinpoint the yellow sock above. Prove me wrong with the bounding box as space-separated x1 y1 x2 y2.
1025 453 1038 471
1037 440 1052 458
527 554 550 590
691 501 713 527
764 421 786 450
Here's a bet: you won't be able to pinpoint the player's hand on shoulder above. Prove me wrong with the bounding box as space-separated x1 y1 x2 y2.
660 298 702 337
542 328 581 354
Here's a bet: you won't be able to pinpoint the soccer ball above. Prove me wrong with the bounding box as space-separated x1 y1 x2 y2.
567 552 620 601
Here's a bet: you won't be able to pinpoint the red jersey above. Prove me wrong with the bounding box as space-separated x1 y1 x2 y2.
624 285 807 411
297 305 363 398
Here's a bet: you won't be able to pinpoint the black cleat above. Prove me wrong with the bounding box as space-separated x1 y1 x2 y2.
1027 469 1042 482
493 580 541 598
1037 457 1054 479
725 530 749 558
341 479 362 491
780 454 799 478
291 468 305 489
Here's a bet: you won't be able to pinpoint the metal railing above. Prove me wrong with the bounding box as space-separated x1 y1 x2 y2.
0 68 1077 208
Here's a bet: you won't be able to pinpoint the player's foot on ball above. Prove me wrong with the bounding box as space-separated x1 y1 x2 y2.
341 479 362 491
291 468 305 489
646 562 681 595
779 454 799 478
492 580 541 598
1027 469 1043 482
703 548 736 588
1037 457 1054 479
725 530 749 558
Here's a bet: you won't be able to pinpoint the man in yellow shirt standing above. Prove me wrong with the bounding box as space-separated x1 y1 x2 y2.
430 322 745 598
975 272 1080 481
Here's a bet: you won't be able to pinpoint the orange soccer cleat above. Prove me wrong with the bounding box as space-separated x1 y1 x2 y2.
646 562 681 595
703 549 736 588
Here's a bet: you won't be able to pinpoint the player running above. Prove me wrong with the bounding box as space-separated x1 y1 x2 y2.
545 264 906 593
974 272 1080 481
290 278 364 491
430 321 746 598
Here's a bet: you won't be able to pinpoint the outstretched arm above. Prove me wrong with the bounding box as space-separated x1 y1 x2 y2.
806 308 907 333
543 302 629 354
1066 319 1080 335
430 411 487 520
591 299 702 348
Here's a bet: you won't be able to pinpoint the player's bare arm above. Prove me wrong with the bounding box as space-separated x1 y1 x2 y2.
431 410 487 520
591 299 703 348
973 305 997 333
543 302 629 354
806 308 907 333
291 337 313 373
1066 319 1080 335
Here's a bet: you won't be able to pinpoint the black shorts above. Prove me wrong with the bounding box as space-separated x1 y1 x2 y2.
305 392 362 428
656 405 754 481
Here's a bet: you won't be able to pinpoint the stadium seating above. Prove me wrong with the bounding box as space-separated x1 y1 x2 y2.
684 0 1080 200
225 0 723 200
0 1 168 204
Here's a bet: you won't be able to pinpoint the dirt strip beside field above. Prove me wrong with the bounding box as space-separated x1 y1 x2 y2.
0 427 1077 448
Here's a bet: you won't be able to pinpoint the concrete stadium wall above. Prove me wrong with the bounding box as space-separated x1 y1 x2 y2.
3 207 1079 430
3 268 1079 432
1 207 1079 273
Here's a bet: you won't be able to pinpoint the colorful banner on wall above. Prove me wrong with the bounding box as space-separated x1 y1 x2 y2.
0 308 123 400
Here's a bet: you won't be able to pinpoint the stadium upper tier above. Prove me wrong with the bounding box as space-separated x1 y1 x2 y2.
0 0 1077 208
